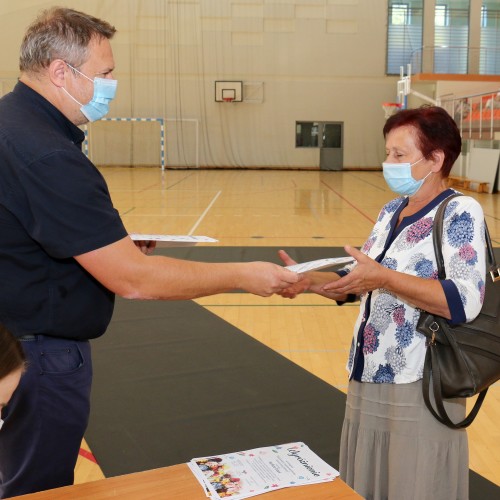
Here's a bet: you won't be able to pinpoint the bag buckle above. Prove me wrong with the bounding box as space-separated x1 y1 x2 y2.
426 321 439 346
490 267 500 283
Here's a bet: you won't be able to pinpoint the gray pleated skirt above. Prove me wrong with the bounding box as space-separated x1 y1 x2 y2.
339 380 468 500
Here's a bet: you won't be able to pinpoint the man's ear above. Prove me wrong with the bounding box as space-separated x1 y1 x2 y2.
48 59 67 87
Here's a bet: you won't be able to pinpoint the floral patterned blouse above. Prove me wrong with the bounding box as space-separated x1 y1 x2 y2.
344 189 486 384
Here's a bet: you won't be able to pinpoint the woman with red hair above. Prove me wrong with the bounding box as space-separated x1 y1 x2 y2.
279 106 485 499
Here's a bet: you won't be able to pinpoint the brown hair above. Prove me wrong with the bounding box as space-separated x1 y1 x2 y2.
383 105 462 178
20 7 116 73
0 325 25 380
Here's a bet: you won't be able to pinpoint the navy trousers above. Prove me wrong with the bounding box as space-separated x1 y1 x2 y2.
0 335 92 498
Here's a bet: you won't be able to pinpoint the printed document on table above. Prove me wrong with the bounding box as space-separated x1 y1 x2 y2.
286 256 355 273
129 234 218 247
188 442 339 499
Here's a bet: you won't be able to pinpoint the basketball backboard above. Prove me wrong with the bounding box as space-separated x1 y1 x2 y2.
215 81 243 102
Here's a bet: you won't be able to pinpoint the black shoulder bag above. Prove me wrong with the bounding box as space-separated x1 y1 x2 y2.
416 193 500 429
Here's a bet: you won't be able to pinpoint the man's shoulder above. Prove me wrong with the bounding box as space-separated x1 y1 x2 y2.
0 91 81 164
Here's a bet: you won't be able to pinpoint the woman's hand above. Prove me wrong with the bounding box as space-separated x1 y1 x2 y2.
322 245 386 296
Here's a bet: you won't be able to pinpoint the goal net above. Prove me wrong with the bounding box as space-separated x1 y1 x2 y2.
84 117 165 169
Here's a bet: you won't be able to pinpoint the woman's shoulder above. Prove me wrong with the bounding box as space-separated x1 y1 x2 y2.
440 191 485 246
444 190 484 217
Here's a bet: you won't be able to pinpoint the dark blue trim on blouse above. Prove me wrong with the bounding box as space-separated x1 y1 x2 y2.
388 189 455 246
442 280 466 324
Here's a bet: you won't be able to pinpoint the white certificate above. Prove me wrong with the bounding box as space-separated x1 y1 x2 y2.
188 442 339 500
129 234 218 247
286 256 355 273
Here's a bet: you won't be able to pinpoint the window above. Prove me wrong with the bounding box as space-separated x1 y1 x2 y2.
435 5 449 27
386 0 423 75
434 1 469 73
481 5 488 28
391 3 410 25
296 122 319 148
480 1 500 74
387 0 500 76
295 122 343 149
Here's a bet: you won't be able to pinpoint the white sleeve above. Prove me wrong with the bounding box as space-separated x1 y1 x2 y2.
441 196 486 322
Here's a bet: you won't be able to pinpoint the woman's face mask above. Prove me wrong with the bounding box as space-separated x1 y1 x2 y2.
382 157 433 196
62 63 117 122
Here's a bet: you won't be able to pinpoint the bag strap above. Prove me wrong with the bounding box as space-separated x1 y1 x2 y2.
433 193 499 281
423 340 488 428
424 192 490 428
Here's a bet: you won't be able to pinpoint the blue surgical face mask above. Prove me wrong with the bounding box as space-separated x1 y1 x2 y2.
62 63 117 122
382 158 433 196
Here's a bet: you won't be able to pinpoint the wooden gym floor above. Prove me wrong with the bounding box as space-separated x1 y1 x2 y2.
74 167 500 487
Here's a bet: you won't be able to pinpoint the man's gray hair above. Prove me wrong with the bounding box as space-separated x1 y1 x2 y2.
19 7 116 73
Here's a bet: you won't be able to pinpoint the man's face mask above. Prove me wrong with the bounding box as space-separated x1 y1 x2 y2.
62 63 117 122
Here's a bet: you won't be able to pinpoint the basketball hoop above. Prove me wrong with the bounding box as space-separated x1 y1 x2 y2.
382 102 402 119
223 97 234 103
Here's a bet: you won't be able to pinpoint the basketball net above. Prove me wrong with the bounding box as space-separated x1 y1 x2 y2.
382 102 402 119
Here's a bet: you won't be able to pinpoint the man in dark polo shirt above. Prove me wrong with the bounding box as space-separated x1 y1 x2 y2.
0 8 299 497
